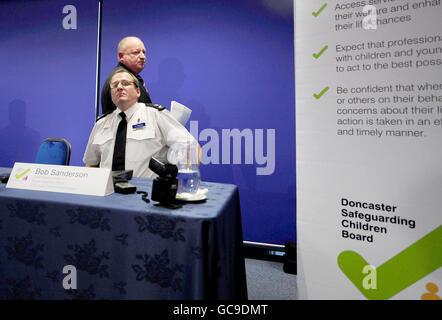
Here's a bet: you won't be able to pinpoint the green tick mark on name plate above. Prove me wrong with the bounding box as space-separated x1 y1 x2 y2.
15 169 30 180
338 225 442 300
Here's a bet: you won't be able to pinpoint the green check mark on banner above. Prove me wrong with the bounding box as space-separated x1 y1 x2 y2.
313 45 328 59
338 225 442 300
313 86 329 99
312 3 327 17
15 169 30 180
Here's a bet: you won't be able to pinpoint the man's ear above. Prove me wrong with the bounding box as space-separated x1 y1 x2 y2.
136 88 141 98
118 52 124 63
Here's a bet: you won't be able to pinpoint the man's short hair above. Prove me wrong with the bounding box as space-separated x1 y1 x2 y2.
109 67 140 88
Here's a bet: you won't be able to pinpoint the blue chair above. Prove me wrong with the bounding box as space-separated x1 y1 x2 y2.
35 138 71 165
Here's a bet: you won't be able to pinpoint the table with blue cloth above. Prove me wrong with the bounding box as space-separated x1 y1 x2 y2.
0 168 247 300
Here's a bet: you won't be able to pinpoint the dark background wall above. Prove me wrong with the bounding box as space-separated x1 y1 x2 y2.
0 0 295 245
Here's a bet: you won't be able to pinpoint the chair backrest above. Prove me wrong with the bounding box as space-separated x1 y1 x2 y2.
35 138 71 166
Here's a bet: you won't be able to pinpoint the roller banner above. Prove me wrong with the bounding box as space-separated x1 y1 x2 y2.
295 0 441 299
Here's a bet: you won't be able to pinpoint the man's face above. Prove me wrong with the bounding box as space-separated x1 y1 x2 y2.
110 71 141 111
118 38 146 74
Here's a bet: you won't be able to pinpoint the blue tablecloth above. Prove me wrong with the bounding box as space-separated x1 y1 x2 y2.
0 168 247 300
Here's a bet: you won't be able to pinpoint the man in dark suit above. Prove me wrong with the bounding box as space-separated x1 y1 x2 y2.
101 36 152 114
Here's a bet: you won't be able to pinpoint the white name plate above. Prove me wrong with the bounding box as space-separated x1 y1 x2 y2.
6 162 114 196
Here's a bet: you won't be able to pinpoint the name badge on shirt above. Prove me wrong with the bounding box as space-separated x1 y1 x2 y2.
132 122 146 130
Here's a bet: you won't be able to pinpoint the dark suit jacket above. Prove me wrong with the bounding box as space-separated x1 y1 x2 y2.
101 62 152 115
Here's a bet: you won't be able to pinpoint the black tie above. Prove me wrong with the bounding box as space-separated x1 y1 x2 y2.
112 112 127 171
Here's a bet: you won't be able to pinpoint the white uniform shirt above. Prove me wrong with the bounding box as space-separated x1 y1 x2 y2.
83 102 196 178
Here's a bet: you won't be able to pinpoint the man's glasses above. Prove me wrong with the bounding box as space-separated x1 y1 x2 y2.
110 80 136 89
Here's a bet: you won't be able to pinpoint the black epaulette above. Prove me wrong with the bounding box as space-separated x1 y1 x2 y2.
144 103 165 111
96 111 112 122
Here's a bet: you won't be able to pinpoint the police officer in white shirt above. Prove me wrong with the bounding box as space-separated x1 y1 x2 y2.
83 67 198 178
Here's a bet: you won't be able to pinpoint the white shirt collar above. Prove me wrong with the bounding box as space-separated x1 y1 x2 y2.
117 102 140 122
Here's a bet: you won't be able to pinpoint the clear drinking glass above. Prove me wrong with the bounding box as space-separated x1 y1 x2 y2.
171 142 200 195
